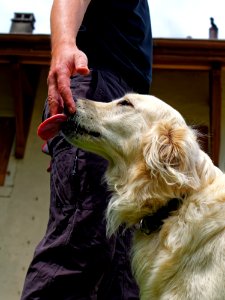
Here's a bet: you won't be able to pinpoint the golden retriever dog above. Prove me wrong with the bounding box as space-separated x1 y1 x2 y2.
62 93 225 299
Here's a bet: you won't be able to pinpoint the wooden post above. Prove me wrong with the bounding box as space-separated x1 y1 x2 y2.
10 61 26 158
209 62 222 166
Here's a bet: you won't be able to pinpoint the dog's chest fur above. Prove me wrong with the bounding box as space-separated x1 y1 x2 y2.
131 188 225 300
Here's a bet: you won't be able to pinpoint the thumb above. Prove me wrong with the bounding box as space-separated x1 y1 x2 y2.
77 66 90 75
74 50 90 75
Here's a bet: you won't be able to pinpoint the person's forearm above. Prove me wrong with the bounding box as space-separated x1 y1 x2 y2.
50 0 91 51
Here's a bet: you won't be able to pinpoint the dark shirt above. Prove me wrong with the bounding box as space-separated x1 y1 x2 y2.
77 0 152 92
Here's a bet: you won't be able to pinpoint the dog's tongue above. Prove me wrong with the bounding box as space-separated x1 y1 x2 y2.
37 114 68 140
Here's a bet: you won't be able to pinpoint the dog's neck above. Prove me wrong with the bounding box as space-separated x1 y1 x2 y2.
139 198 183 235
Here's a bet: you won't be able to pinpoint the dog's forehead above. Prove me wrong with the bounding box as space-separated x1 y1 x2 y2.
119 93 185 123
120 93 169 111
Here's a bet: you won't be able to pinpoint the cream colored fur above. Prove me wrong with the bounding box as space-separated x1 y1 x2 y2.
63 93 225 300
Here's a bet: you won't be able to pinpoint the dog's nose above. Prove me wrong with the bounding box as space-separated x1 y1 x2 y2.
61 114 77 136
66 114 77 127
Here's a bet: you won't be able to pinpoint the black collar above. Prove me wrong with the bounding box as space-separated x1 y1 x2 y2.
139 198 182 235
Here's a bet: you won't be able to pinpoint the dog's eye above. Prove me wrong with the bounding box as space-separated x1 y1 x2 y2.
118 99 133 107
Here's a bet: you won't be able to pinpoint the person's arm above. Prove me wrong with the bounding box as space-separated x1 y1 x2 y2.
47 0 91 115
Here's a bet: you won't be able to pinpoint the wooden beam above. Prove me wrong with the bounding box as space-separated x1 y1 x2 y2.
10 61 26 158
153 38 225 70
0 117 15 185
209 62 222 166
153 64 210 71
10 62 40 158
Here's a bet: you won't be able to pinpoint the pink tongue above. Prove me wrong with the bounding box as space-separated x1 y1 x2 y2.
37 114 68 140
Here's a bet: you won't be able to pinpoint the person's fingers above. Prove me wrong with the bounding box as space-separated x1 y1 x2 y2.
56 71 76 114
47 49 88 116
48 93 64 115
47 72 64 115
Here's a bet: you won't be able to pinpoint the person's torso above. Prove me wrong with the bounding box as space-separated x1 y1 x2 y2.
77 0 152 93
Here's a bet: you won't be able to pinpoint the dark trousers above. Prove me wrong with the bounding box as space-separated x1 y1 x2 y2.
20 70 141 300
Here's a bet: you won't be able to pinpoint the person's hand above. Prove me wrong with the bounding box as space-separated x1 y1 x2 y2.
47 44 90 115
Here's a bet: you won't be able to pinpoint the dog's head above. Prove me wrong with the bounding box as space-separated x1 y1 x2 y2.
62 93 200 188
62 93 217 232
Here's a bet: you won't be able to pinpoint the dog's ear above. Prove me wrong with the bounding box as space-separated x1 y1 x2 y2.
143 121 200 189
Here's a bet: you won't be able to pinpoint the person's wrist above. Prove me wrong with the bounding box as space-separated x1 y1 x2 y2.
51 40 77 55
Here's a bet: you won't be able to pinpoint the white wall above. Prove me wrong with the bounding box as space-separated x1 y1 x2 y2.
0 68 50 300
